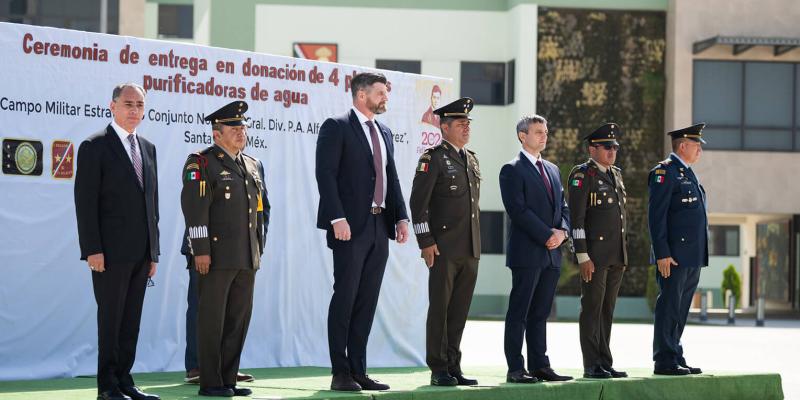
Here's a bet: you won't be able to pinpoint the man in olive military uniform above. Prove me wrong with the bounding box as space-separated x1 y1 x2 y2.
410 97 481 387
566 123 628 380
181 101 265 397
649 123 708 376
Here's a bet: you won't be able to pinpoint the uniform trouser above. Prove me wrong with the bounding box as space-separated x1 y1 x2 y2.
198 268 256 388
328 214 389 375
92 258 149 393
426 254 479 374
504 266 560 373
185 264 199 372
653 265 701 369
579 264 625 369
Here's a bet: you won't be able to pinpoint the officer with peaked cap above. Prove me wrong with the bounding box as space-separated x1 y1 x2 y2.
566 123 628 379
648 123 708 376
180 101 264 397
410 97 481 387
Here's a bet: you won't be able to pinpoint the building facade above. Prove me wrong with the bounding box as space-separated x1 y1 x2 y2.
5 0 797 314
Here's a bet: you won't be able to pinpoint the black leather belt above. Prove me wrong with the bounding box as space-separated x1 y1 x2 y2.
370 207 383 215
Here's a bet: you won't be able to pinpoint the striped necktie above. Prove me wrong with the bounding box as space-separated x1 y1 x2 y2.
127 134 144 189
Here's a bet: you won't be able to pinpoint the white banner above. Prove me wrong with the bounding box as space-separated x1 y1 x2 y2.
0 23 454 380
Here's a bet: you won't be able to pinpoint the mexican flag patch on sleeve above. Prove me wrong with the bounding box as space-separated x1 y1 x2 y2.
417 162 429 172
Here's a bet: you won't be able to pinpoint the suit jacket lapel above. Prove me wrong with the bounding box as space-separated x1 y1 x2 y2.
139 139 151 190
518 151 553 205
105 124 140 187
443 142 466 169
348 110 373 163
213 144 244 177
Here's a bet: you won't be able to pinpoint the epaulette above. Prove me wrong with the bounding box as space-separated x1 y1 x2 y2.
466 148 477 155
569 163 588 179
241 152 258 162
659 158 672 166
611 165 621 171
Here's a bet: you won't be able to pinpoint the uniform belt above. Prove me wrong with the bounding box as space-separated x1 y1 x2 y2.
370 206 384 215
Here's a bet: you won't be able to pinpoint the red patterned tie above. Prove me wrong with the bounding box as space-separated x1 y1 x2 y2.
536 160 553 201
127 134 144 189
365 120 384 206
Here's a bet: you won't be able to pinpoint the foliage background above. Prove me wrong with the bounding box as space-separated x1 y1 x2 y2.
536 7 667 296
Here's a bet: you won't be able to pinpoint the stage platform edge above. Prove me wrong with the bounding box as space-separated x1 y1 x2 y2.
0 366 783 400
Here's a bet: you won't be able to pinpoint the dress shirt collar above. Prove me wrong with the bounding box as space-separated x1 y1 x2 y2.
670 152 690 168
521 148 543 167
352 107 374 127
443 139 462 152
111 120 136 142
589 157 610 173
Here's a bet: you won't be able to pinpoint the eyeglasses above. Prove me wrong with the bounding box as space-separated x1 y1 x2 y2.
593 144 619 151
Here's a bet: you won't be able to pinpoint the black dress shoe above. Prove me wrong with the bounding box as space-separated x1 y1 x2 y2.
330 373 361 391
601 365 628 378
583 365 612 379
236 372 255 382
451 372 478 386
654 366 691 376
352 374 389 390
225 385 253 396
679 364 702 374
198 386 235 397
430 371 458 386
97 389 131 400
506 369 538 383
533 367 573 382
120 386 160 400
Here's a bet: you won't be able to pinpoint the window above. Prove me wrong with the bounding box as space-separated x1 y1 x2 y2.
460 60 515 105
1 0 119 33
708 225 740 256
693 61 800 151
375 59 421 74
480 211 505 254
158 4 192 39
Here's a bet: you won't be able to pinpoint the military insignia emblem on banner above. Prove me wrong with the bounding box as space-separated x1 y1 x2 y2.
51 140 74 179
3 138 43 176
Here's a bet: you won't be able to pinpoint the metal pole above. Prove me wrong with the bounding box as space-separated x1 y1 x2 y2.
699 290 708 322
727 295 736 325
99 0 108 34
756 297 765 327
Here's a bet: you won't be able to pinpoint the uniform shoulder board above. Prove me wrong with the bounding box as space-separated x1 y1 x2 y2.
466 148 477 155
659 158 672 166
611 165 622 171
198 146 214 155
241 153 258 162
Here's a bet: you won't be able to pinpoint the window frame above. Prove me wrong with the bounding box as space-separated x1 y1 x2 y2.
693 60 799 152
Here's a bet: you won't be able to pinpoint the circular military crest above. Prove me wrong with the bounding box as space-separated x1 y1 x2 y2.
15 142 37 175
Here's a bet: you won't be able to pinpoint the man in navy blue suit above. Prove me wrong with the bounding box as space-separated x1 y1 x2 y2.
499 115 572 384
315 72 410 392
648 123 708 376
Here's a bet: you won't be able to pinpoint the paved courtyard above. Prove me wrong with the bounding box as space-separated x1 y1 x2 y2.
460 318 797 399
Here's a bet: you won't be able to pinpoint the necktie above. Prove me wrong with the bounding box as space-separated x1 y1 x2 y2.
235 155 246 175
127 134 143 189
536 160 553 201
365 120 384 206
459 149 467 164
607 169 616 187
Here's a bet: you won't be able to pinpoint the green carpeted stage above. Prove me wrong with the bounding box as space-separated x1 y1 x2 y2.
0 366 783 400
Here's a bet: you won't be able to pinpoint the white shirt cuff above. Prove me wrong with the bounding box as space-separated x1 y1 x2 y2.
576 253 591 264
